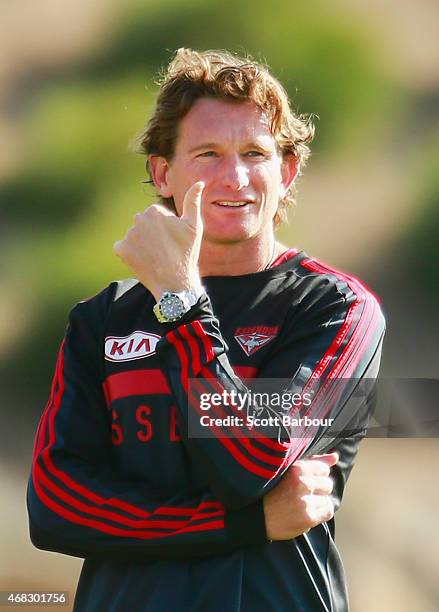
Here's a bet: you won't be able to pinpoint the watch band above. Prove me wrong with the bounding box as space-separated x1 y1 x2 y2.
153 287 204 323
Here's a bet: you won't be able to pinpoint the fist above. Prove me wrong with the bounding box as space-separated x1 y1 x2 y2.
263 452 338 541
113 182 205 300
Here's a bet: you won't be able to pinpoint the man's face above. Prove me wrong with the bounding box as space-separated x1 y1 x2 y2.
152 97 297 245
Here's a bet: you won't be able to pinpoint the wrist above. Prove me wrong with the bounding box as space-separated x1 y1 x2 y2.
151 279 204 303
153 286 205 324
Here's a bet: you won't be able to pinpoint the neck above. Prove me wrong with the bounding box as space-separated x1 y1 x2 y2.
198 235 287 277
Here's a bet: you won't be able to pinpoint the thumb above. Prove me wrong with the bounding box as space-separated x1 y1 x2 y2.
181 181 205 230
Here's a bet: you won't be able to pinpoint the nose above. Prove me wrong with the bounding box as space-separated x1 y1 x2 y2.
221 154 249 191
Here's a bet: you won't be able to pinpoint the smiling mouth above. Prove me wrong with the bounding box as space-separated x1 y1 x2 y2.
214 201 250 208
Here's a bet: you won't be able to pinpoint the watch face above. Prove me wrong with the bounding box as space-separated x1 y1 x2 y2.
161 294 185 320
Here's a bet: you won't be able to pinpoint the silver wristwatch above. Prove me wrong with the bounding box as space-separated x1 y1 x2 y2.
153 288 202 323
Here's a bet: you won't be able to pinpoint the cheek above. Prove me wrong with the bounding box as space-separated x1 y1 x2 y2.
192 162 219 182
253 164 282 197
175 162 217 192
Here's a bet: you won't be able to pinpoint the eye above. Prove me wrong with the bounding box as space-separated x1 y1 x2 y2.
244 150 265 158
197 151 218 158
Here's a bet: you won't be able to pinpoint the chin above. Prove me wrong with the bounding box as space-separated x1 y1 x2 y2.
203 226 256 245
205 219 259 242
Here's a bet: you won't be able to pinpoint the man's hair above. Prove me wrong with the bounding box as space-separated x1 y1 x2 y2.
136 48 315 224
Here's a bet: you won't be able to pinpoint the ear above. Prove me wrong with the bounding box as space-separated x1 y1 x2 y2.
279 154 300 199
148 155 173 198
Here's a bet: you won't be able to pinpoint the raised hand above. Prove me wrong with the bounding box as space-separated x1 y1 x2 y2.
114 182 205 300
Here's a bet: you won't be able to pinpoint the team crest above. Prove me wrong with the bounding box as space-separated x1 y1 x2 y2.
234 326 278 356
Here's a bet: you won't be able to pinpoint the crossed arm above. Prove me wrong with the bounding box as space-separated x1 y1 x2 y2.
28 291 354 561
28 184 385 560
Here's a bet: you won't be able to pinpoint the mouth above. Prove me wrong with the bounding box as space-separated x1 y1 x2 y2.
213 200 251 208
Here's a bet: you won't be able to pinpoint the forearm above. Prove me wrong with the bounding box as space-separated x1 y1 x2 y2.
28 452 266 561
157 291 385 509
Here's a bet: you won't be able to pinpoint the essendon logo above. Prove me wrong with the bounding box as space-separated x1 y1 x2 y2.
104 331 161 362
234 326 279 356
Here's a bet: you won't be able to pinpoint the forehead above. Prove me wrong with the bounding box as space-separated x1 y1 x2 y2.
175 97 275 150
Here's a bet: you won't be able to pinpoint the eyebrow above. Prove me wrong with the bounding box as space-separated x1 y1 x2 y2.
188 140 274 154
188 142 219 153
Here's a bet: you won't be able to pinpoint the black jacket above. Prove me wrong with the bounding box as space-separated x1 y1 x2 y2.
27 249 386 611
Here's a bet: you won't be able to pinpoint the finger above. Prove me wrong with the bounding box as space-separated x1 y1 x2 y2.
113 239 133 264
317 495 335 522
300 475 333 495
296 459 330 478
181 181 205 229
134 206 175 225
306 495 335 523
148 203 176 217
310 476 334 495
113 231 138 260
306 452 339 467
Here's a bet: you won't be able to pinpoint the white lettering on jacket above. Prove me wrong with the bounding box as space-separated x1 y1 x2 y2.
104 331 161 362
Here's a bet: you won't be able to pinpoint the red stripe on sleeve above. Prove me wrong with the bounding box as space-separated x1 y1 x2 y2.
179 325 202 375
32 469 224 538
191 320 215 361
168 330 287 478
36 460 223 530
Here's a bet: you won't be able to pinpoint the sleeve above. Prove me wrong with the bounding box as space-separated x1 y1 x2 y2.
156 267 386 509
27 293 267 562
328 337 382 515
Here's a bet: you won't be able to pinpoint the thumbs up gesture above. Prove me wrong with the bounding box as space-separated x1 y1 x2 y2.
180 180 204 232
114 182 205 301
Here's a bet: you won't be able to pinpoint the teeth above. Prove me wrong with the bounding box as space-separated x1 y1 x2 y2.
216 201 247 207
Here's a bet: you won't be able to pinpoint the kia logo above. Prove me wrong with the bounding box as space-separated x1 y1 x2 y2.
104 331 161 362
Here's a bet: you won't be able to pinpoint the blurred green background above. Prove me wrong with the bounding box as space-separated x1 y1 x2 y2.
1 0 438 610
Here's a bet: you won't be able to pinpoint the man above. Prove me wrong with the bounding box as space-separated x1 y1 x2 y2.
27 49 385 611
